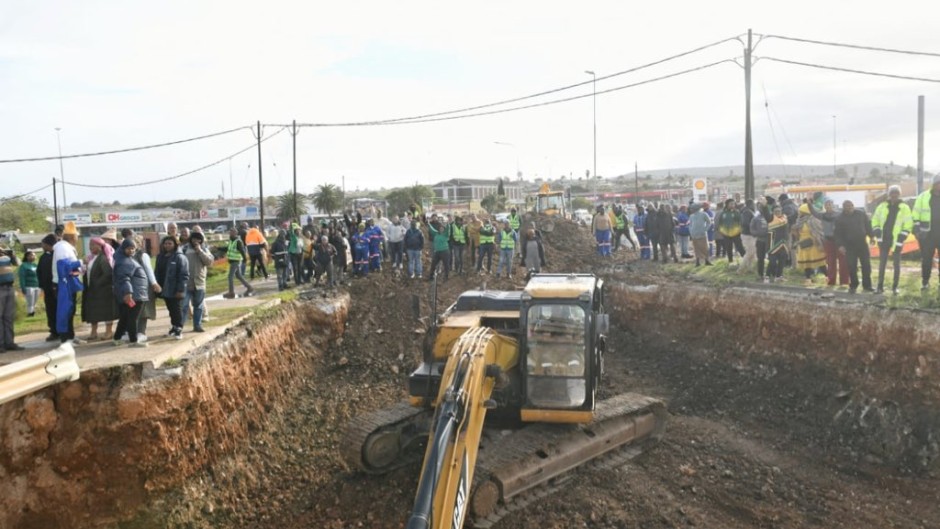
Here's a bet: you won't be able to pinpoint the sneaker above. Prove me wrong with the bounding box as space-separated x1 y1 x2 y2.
848 287 857 294
45 333 60 342
167 328 176 337
223 292 236 299
28 312 35 317
112 340 122 346
5 344 25 351
173 329 183 340
137 334 148 343
892 288 900 296
762 277 769 284
922 283 930 292
244 287 255 297
129 342 149 348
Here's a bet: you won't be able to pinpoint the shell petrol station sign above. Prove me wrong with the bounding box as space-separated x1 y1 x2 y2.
692 178 708 203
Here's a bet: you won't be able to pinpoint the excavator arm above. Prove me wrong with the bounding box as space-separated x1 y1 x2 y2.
406 327 516 529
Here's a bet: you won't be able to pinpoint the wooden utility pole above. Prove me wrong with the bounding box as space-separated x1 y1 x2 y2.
744 29 755 201
292 120 298 224
918 95 925 194
257 120 264 229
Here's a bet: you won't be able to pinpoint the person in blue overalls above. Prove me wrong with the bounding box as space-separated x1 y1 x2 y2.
633 205 650 260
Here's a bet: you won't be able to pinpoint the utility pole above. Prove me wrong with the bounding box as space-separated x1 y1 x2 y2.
918 95 925 194
256 120 264 229
55 128 67 210
52 178 59 227
634 162 639 206
292 119 298 224
743 29 754 201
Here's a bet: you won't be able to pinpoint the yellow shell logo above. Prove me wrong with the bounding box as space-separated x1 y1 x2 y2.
693 180 706 190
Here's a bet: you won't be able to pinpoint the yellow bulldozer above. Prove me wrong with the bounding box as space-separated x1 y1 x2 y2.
342 274 666 528
523 183 570 233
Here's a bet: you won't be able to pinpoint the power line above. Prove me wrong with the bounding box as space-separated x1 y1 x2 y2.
64 127 287 189
0 125 253 164
760 57 940 83
294 59 736 127
758 33 940 58
0 183 54 203
273 35 742 128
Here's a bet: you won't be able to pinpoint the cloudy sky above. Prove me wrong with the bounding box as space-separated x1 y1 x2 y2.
1 0 938 205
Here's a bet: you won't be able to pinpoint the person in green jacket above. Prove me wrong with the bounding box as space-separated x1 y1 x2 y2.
912 175 940 291
427 217 451 281
872 185 914 294
18 250 40 317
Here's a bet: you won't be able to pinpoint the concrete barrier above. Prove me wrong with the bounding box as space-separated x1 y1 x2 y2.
0 343 80 406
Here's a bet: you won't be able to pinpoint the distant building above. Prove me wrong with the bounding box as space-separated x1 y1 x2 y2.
431 178 524 203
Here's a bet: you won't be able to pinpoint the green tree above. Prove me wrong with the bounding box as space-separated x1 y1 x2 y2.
275 191 307 222
0 197 52 233
497 178 505 196
480 193 507 214
869 168 882 179
312 183 343 217
572 197 593 210
385 185 433 216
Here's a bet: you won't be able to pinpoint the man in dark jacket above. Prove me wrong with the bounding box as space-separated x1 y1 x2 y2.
656 204 678 263
646 205 660 262
404 220 425 279
833 200 874 294
37 234 59 342
155 236 190 339
112 239 150 347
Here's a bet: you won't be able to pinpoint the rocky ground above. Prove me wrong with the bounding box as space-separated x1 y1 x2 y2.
155 218 940 529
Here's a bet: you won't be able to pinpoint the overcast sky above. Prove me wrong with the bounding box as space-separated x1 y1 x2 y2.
2 0 938 205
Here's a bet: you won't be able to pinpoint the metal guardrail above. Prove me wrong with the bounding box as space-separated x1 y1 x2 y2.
0 343 80 406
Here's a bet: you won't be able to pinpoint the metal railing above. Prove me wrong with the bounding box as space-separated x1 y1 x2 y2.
0 343 80 406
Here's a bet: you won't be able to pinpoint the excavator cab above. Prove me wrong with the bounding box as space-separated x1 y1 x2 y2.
519 274 606 422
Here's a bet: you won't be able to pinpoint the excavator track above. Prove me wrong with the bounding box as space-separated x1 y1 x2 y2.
468 393 666 526
340 401 431 474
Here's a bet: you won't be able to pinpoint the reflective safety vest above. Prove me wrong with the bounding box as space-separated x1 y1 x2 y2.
227 239 243 261
479 225 496 244
452 225 467 244
499 230 515 249
912 190 935 230
872 201 913 242
615 214 625 230
508 213 521 231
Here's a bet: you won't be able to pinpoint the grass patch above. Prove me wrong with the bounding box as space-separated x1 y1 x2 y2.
202 307 245 328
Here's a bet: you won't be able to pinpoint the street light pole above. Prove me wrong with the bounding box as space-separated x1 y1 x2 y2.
585 70 597 183
55 128 66 210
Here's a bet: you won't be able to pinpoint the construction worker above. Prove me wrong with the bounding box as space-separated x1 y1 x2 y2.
872 185 913 294
352 224 370 277
592 205 612 257
495 221 517 279
508 208 521 233
224 228 253 299
612 205 636 251
476 218 496 273
450 216 468 275
633 205 650 259
366 219 384 272
913 175 940 292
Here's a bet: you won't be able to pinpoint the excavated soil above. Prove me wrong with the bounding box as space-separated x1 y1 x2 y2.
6 218 939 528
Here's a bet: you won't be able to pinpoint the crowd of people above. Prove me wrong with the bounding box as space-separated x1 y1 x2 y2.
591 174 940 295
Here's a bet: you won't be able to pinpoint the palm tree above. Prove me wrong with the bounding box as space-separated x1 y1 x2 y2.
312 183 343 218
276 191 307 223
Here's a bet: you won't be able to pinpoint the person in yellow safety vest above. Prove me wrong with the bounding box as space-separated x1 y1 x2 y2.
612 205 636 251
912 174 940 291
476 218 496 273
450 216 468 275
495 221 517 279
508 208 521 232
224 228 254 299
872 185 913 294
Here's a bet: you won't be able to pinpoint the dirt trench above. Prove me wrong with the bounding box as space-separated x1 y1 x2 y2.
5 248 940 528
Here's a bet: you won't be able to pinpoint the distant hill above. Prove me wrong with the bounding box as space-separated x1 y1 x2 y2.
613 162 920 181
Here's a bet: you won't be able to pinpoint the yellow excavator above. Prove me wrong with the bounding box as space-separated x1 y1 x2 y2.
342 274 666 528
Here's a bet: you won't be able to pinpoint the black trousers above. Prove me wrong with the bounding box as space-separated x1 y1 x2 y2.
476 244 493 272
429 250 450 280
845 242 872 290
114 302 144 342
164 297 183 330
249 253 268 279
877 239 902 290
755 239 768 278
920 234 940 285
722 235 746 262
43 287 58 336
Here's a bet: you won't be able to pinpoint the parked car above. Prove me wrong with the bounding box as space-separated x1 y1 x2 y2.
212 225 228 234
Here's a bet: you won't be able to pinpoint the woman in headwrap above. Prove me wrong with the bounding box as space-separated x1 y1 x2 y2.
792 203 827 285
81 237 118 340
767 206 790 282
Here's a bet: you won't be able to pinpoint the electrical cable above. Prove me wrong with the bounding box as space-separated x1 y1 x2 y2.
0 125 253 164
765 95 805 179
270 35 742 128
295 59 737 127
0 183 54 203
64 127 287 189
761 84 790 178
760 57 940 83
758 34 940 58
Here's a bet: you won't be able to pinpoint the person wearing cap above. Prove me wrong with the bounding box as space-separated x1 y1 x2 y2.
833 200 874 294
111 238 149 347
52 221 82 343
245 224 269 281
351 223 371 278
100 228 120 251
270 230 290 290
450 216 468 275
475 217 495 274
872 185 913 294
912 174 940 291
495 221 517 279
